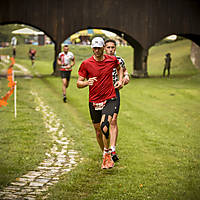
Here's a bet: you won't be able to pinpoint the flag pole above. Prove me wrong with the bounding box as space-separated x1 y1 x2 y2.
12 69 17 118
14 81 17 118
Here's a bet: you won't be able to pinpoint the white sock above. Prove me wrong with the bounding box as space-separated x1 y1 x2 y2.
103 148 109 155
111 146 116 152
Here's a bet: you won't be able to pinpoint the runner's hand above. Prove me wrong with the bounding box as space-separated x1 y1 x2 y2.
65 64 72 69
114 80 123 89
123 75 130 85
88 77 97 86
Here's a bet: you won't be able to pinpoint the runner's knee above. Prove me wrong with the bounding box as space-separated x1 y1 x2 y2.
95 127 102 138
100 115 110 139
111 118 117 126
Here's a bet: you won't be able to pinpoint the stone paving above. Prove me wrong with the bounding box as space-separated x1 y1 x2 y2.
0 91 82 200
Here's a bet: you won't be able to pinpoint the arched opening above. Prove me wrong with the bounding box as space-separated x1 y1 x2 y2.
0 23 55 76
57 28 134 78
98 27 146 78
147 34 199 78
57 27 147 78
179 34 200 70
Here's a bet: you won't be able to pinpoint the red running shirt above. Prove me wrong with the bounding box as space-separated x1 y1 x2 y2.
78 55 120 103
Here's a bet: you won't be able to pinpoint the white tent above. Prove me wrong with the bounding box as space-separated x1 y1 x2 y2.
101 30 117 37
12 28 44 35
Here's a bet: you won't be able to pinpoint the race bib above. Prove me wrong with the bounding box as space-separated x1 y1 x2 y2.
93 100 107 110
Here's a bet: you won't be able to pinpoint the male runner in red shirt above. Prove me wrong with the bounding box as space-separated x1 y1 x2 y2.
77 37 123 169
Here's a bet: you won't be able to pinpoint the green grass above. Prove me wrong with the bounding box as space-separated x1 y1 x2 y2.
0 78 52 188
0 39 200 199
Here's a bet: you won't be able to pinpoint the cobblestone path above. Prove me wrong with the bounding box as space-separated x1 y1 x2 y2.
0 91 82 200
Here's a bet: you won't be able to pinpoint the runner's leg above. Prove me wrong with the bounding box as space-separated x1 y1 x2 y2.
93 123 104 151
62 78 67 96
110 113 118 148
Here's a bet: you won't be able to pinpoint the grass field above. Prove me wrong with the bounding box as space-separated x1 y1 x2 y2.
0 39 200 200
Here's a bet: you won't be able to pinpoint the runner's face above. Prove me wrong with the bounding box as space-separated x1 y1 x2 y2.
104 42 116 56
63 46 69 53
92 47 104 58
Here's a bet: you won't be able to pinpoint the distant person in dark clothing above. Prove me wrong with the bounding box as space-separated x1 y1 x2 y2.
29 48 37 66
53 59 57 74
12 48 16 58
163 53 171 77
11 36 17 58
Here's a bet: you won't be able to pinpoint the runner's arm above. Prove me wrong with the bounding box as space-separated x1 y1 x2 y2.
57 57 62 66
123 68 130 85
65 57 75 69
115 65 123 89
77 76 88 88
71 57 75 67
77 76 97 88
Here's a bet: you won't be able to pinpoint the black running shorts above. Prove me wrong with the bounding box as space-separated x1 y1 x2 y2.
60 71 71 81
30 55 35 60
89 98 117 124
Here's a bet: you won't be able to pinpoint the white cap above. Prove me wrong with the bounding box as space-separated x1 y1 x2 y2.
91 37 104 48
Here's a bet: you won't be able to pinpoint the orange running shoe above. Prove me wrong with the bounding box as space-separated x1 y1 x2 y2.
106 153 114 169
101 153 114 169
101 153 108 169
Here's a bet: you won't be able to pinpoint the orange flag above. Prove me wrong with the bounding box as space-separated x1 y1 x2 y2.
0 56 16 108
10 57 15 65
0 100 8 107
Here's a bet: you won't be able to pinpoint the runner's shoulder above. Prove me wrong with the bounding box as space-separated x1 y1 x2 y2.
116 55 125 62
116 56 125 67
68 51 74 57
104 54 118 62
81 56 94 65
58 52 65 57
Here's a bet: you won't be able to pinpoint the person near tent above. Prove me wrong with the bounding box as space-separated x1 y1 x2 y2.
11 36 17 58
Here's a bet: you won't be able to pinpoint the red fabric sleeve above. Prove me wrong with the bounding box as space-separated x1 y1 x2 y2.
78 62 88 78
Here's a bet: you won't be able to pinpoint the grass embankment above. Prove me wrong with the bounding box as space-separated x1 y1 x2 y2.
0 78 52 188
0 39 200 200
